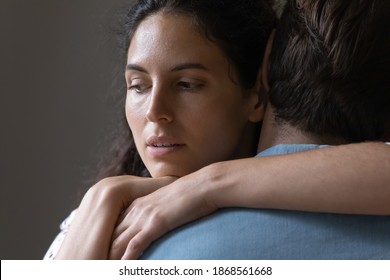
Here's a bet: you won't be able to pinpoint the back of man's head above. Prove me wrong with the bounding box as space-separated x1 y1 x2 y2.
268 0 390 142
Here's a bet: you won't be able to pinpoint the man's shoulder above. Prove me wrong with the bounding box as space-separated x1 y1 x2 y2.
256 144 328 157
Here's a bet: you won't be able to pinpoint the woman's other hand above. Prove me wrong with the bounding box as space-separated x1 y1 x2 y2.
109 171 219 260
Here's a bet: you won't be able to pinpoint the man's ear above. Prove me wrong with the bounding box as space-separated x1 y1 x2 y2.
261 29 275 92
247 93 266 123
248 30 275 123
247 72 268 123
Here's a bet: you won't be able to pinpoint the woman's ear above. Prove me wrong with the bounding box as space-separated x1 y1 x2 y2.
247 30 275 123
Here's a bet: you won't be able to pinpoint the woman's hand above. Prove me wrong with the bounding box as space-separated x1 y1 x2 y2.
55 175 175 259
109 171 219 260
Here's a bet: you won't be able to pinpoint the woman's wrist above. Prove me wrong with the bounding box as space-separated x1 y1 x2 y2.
195 161 239 209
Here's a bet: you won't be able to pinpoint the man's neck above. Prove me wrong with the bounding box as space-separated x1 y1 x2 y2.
258 105 347 153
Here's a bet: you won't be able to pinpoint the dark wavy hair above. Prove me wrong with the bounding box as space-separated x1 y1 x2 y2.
268 0 390 142
96 0 276 180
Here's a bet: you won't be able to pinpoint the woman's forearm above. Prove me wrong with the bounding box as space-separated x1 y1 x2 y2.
55 187 121 259
206 142 390 215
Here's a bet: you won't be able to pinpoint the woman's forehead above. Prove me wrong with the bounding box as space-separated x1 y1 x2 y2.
126 13 232 76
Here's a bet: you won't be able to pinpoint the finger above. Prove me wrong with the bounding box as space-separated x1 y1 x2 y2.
121 217 170 260
109 228 140 260
112 215 128 239
112 205 138 240
115 203 134 226
121 231 155 260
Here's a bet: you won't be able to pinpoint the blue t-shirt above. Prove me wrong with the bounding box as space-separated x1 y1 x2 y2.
141 144 390 259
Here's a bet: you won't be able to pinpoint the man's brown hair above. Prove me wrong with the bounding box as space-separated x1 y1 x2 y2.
268 0 390 142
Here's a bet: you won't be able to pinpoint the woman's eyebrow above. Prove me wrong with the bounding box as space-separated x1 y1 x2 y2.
170 63 208 72
125 63 208 73
126 64 147 73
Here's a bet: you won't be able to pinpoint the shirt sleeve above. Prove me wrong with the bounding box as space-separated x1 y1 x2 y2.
43 209 77 260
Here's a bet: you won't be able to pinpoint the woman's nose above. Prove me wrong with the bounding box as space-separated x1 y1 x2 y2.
145 85 173 123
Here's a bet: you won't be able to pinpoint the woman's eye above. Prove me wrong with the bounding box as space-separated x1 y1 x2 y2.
128 84 148 94
177 81 204 90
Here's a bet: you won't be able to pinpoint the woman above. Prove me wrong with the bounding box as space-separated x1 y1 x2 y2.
49 0 273 259
47 0 390 259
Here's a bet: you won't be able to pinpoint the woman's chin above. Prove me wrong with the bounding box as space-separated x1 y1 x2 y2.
148 164 199 178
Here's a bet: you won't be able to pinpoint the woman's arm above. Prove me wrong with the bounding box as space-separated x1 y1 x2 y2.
210 142 390 214
54 176 175 259
111 141 390 259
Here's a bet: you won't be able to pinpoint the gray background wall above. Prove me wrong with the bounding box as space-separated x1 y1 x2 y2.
1 0 129 259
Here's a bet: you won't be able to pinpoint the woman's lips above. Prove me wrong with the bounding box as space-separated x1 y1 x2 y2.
146 136 185 157
147 144 185 157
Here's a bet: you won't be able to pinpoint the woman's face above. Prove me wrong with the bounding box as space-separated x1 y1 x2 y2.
125 13 261 177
